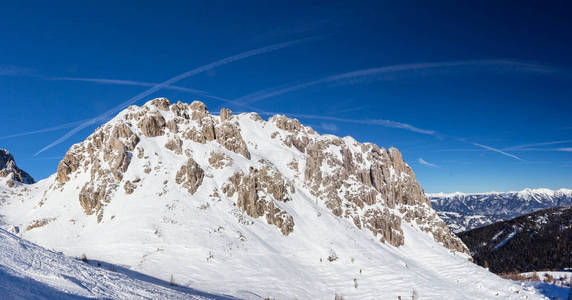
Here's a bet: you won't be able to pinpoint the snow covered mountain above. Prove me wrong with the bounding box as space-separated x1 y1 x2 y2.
458 205 572 274
0 98 546 299
0 149 34 186
429 188 572 232
0 227 231 299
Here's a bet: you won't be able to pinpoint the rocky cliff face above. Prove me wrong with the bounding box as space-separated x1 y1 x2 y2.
48 98 466 253
0 149 34 186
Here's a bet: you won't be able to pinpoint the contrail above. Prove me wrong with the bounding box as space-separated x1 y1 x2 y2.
472 143 522 161
0 65 37 76
258 111 438 135
0 119 90 140
257 111 521 160
418 158 439 168
52 77 253 109
52 77 208 94
506 147 572 152
503 139 572 150
34 37 316 156
236 59 556 104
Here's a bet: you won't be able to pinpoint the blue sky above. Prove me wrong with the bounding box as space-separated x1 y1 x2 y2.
1 1 571 193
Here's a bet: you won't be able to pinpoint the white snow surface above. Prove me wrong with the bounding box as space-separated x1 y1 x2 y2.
0 99 549 299
0 227 230 299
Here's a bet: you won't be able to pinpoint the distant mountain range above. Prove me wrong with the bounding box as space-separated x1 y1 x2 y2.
428 188 572 232
457 205 572 274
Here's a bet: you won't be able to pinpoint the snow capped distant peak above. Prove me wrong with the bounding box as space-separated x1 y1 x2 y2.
429 187 572 232
427 191 471 198
428 187 571 198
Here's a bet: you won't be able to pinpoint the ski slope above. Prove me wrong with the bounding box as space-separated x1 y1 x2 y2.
0 227 236 300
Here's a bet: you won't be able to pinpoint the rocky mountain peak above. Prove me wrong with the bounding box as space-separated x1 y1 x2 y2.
0 149 34 186
48 97 467 253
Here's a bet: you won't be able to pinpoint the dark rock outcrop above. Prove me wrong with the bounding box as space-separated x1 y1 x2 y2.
0 149 34 184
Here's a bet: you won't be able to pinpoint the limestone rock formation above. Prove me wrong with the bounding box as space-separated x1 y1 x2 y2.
268 114 466 252
208 152 232 169
219 108 232 122
137 112 166 137
165 137 183 154
175 158 204 195
223 163 295 235
0 149 34 185
54 119 141 221
214 122 250 159
48 98 466 253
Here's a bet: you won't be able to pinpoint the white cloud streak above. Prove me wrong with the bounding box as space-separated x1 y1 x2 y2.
0 65 37 76
472 143 522 161
258 112 437 135
508 147 572 152
0 119 90 140
51 77 243 107
52 77 208 94
236 59 555 104
319 122 338 132
256 111 521 160
32 56 528 162
418 158 438 168
504 139 572 150
34 37 315 156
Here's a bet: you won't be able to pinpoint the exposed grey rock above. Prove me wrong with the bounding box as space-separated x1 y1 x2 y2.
0 149 34 184
166 120 178 133
150 98 171 111
208 152 232 169
175 158 204 195
225 164 295 235
219 108 232 122
214 123 250 159
137 112 166 137
165 137 183 154
124 180 136 194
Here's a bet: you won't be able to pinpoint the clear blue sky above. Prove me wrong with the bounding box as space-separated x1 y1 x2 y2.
1 1 571 193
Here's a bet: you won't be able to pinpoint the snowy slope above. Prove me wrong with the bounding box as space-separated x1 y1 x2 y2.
429 188 572 232
0 98 548 299
0 227 231 299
